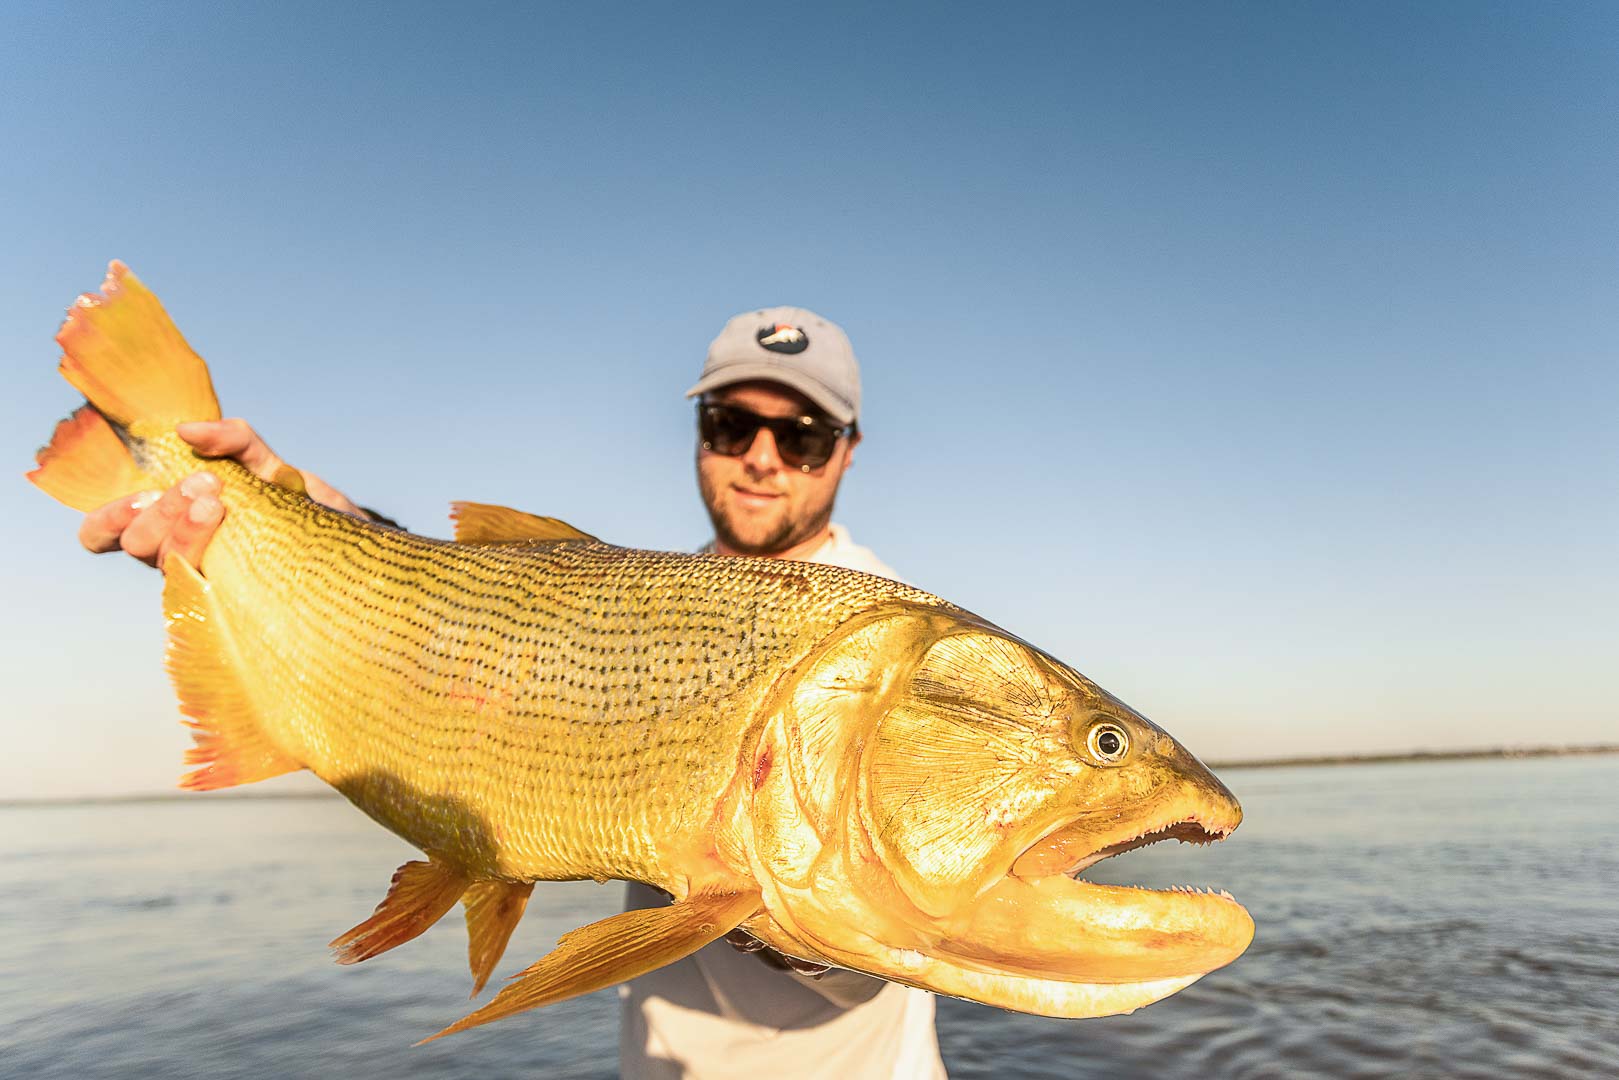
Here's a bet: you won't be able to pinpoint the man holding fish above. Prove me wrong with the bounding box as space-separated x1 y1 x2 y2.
77 307 950 1078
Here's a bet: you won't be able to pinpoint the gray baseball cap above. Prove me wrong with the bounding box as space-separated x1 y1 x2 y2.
685 306 861 425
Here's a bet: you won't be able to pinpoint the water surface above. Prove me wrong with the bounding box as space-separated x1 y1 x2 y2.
3 757 1614 1078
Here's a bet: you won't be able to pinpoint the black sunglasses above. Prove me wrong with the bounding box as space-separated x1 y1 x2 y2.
697 402 855 472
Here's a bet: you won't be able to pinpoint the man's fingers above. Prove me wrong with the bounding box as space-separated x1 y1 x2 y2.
168 492 225 568
118 472 221 567
176 418 283 479
176 418 361 516
80 491 162 554
175 419 250 457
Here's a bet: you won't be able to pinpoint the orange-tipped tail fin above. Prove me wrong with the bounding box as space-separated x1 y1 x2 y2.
420 889 760 1043
331 859 471 965
27 405 151 512
56 261 221 429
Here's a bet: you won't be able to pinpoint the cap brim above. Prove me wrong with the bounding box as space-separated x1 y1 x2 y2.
686 363 856 425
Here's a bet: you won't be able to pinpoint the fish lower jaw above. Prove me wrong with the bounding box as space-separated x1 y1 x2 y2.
920 870 1255 1000
897 963 1207 1020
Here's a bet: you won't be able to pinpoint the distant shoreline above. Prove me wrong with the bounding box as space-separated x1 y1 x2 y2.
5 744 1615 807
1210 743 1619 770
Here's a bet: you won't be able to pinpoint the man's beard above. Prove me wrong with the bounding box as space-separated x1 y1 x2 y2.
704 488 835 558
710 507 799 557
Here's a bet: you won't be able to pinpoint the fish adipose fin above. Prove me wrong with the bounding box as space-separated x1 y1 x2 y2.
463 880 535 996
420 888 761 1043
161 554 303 791
449 501 597 544
27 404 151 512
330 859 472 965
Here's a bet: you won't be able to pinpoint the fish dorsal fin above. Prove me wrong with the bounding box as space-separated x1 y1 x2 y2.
449 501 597 544
420 888 761 1043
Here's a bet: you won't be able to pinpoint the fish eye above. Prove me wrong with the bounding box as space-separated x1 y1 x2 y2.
1087 722 1130 764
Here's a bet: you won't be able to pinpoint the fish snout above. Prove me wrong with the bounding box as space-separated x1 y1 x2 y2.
1149 731 1242 836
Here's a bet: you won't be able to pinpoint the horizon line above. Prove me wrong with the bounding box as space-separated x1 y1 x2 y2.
5 743 1615 808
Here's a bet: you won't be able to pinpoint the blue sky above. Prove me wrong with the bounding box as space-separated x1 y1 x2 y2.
3 3 1614 798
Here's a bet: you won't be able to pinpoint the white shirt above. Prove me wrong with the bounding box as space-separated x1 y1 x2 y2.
617 525 947 1079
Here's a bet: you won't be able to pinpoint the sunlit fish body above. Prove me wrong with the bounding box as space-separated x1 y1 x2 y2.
29 263 1254 1041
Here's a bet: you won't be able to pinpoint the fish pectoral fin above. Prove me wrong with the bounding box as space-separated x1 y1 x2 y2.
330 859 471 965
449 501 597 544
161 553 303 791
463 880 535 997
419 887 762 1043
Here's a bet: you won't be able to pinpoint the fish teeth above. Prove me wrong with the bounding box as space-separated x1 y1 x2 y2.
1163 885 1239 900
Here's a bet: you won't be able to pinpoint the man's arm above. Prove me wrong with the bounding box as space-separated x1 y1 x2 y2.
80 418 364 569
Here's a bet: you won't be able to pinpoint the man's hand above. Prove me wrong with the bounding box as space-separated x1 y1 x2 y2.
80 472 224 569
79 418 361 569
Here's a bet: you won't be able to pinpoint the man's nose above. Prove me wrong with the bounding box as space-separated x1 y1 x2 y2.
741 426 785 473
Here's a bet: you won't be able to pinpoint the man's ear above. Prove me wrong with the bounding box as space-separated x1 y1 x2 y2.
844 431 862 468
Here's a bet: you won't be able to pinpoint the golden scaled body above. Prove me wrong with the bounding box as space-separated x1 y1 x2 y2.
30 263 1254 1041
173 456 946 890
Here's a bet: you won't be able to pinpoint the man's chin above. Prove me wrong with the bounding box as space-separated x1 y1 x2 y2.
712 511 796 557
719 530 796 558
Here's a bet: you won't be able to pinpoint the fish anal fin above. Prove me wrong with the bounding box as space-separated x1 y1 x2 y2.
464 880 535 996
161 553 302 791
420 888 761 1043
449 501 596 544
331 859 471 965
55 261 222 428
27 404 151 512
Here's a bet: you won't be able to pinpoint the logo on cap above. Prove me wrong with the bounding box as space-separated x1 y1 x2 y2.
756 323 809 354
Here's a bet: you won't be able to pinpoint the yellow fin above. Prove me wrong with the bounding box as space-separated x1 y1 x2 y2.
463 880 535 996
27 404 152 512
420 889 761 1043
161 553 303 791
55 261 222 429
330 859 471 965
271 463 307 495
449 501 596 544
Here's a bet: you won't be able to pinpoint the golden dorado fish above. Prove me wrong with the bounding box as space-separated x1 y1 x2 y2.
29 262 1254 1041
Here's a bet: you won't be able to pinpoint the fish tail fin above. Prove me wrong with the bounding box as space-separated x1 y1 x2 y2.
331 859 472 964
419 888 761 1043
29 261 221 510
27 404 154 512
54 260 222 430
162 553 303 790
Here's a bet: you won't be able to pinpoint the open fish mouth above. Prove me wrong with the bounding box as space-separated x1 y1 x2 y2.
884 805 1254 1018
1010 812 1239 882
